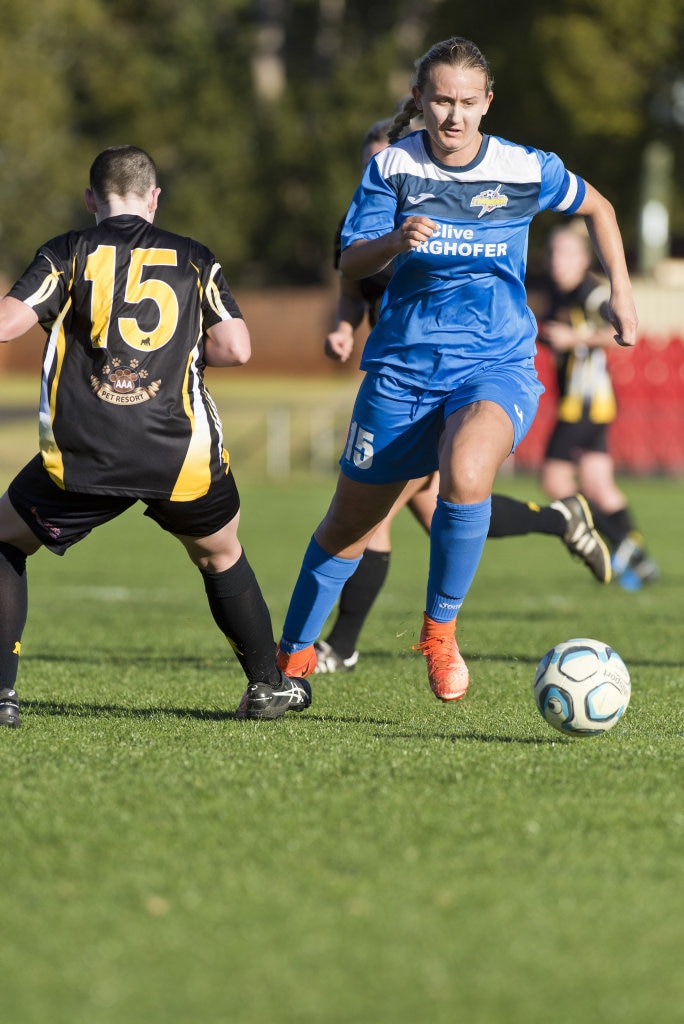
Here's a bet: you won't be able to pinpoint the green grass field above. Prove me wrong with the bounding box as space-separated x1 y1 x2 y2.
1 376 683 1024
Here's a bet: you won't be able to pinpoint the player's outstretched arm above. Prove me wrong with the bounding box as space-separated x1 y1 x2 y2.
0 296 39 343
204 318 251 367
576 183 638 348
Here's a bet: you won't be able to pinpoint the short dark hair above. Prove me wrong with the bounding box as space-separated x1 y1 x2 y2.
89 146 157 201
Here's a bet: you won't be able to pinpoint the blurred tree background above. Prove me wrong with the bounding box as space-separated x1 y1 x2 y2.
0 0 682 286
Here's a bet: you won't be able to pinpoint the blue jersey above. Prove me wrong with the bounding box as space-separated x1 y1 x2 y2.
340 130 586 389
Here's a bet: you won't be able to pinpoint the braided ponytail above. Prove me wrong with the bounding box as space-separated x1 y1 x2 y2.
387 95 420 144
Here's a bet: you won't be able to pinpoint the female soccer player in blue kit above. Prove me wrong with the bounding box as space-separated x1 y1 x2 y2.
238 35 638 715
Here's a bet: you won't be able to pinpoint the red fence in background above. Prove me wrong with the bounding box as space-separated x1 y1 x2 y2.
515 337 684 475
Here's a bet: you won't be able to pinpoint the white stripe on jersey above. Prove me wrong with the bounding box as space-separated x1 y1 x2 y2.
554 172 580 212
24 255 64 309
207 262 236 321
373 131 582 212
374 132 544 185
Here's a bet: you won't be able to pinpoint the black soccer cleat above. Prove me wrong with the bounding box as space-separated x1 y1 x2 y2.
551 494 612 584
0 688 21 728
235 674 312 721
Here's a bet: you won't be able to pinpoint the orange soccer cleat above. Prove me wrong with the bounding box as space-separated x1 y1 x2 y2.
412 614 470 701
275 642 318 678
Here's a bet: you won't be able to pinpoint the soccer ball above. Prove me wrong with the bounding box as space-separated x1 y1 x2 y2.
533 638 631 736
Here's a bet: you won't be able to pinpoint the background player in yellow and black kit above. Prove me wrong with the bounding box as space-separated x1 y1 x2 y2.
0 145 310 726
538 220 659 591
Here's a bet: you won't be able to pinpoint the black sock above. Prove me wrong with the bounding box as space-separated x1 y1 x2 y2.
325 549 390 659
201 551 279 685
589 505 636 549
488 494 565 538
0 542 28 692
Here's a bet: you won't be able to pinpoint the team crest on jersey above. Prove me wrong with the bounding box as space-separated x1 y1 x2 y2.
470 184 509 218
91 358 161 405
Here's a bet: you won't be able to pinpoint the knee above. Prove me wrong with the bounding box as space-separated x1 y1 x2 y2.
179 534 243 573
441 462 492 505
0 542 28 575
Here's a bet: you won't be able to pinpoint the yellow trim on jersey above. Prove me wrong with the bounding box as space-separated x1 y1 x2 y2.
23 257 64 308
38 297 72 488
558 349 617 424
170 348 213 500
206 262 234 320
558 307 617 424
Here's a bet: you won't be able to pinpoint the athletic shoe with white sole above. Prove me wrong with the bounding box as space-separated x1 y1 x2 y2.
235 674 312 721
551 494 612 584
314 640 359 674
0 688 21 728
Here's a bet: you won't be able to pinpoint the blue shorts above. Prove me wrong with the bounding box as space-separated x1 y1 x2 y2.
340 363 543 484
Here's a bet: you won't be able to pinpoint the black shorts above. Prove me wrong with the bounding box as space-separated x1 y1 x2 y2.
544 419 609 462
7 454 241 556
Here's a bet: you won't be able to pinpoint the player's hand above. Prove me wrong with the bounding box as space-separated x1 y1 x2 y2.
324 329 355 362
608 298 638 348
540 320 579 352
396 215 437 252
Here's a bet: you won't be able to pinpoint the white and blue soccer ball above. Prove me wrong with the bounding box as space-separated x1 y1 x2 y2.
533 638 631 736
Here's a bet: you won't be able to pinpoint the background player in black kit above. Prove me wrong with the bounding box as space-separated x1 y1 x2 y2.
538 220 659 591
0 145 310 726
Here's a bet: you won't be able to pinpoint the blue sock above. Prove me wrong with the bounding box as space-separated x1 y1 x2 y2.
281 537 362 652
426 497 491 622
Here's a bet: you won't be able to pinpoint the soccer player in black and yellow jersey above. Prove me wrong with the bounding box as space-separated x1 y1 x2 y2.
0 145 310 726
538 221 659 591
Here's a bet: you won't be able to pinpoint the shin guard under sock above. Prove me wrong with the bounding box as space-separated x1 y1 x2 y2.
201 550 279 684
426 497 491 623
589 505 636 549
0 542 28 690
489 494 565 538
281 537 362 652
326 548 390 659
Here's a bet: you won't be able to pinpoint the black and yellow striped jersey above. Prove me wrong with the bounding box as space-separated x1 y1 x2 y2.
539 274 617 425
9 214 243 500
